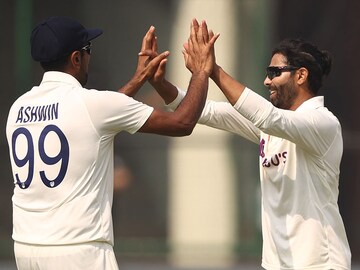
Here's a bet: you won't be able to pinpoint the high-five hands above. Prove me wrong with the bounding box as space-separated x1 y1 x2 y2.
137 19 220 85
137 26 167 87
136 26 169 81
183 19 220 76
119 26 169 96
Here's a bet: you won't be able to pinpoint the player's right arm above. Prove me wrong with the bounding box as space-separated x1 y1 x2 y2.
138 71 209 136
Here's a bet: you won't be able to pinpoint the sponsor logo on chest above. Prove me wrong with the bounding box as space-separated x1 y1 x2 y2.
259 138 288 168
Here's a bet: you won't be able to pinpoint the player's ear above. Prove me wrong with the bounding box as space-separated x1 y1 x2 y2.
70 51 82 68
296 67 308 86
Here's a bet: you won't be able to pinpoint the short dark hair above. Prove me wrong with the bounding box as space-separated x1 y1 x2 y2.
272 38 332 94
40 54 71 71
40 50 85 72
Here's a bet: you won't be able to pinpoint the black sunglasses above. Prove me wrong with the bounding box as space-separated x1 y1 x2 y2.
81 42 92 55
266 66 299 80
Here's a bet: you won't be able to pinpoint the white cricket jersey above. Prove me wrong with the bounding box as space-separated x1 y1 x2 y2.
169 88 351 269
6 71 153 246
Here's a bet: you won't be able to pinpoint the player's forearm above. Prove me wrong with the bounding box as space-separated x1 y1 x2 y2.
211 64 246 105
118 72 147 97
138 71 209 137
150 79 178 105
173 71 209 128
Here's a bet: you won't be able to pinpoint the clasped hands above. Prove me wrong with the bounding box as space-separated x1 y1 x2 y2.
136 19 220 85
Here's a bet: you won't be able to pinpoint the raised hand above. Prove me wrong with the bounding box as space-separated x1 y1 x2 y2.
183 19 220 76
136 26 169 81
119 26 169 96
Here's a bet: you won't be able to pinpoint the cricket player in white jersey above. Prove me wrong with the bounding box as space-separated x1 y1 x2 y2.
146 19 352 270
6 16 218 269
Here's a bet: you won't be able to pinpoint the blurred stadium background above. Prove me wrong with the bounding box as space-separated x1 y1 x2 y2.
1 0 359 269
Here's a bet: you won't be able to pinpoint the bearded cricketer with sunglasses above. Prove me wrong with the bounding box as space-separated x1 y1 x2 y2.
146 19 351 269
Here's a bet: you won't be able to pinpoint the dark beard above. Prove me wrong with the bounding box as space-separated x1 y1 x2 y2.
270 82 297 110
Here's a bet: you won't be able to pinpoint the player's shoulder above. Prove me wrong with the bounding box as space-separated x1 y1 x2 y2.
79 88 135 102
78 88 142 113
8 88 36 114
314 105 340 124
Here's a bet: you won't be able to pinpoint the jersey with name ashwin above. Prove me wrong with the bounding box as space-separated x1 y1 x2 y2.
6 71 153 246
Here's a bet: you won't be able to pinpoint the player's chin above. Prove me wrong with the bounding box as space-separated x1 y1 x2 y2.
269 94 277 104
270 96 281 109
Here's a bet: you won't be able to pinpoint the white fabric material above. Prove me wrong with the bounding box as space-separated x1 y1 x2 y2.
14 241 119 270
169 87 351 269
166 88 260 143
6 71 153 247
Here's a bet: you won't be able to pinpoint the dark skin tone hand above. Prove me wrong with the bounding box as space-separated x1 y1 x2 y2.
136 21 219 136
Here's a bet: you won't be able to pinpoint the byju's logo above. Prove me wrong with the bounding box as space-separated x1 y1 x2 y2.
259 138 288 168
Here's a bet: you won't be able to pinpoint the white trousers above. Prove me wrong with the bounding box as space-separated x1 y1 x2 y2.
14 241 119 270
